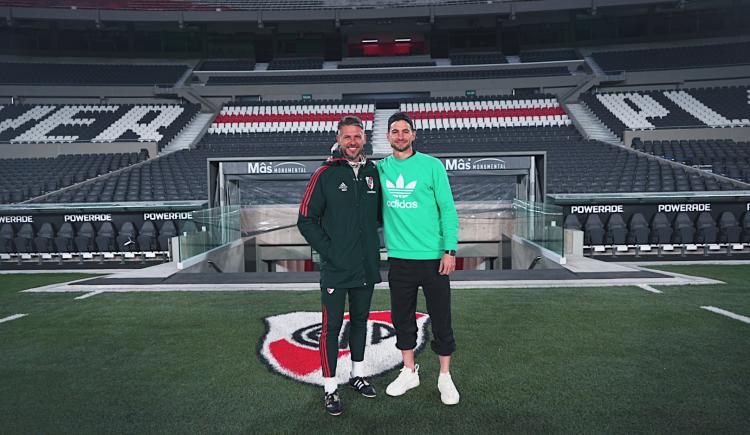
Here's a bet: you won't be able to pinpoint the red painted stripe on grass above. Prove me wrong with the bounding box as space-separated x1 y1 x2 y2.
269 339 321 376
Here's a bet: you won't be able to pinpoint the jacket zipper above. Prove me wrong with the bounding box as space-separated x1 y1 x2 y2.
352 165 368 287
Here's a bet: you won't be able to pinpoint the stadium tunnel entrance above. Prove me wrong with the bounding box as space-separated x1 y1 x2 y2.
189 152 557 273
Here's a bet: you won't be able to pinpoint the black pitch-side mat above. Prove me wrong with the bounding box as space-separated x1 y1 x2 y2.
1 262 158 271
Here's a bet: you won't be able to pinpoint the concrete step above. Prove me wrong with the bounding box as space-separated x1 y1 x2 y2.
161 112 215 154
566 103 624 147
372 108 399 156
584 56 606 76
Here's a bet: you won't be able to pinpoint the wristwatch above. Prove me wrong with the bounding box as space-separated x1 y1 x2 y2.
444 250 456 256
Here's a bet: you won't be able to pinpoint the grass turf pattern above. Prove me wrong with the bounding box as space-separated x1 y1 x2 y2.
0 266 748 434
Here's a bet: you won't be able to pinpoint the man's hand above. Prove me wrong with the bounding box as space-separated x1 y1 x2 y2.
438 253 456 275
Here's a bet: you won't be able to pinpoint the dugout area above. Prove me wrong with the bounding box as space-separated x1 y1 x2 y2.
200 152 562 275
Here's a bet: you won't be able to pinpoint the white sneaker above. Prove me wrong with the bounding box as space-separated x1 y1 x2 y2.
438 373 460 405
386 364 420 397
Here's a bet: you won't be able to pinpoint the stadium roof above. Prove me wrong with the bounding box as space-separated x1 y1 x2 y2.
0 0 682 20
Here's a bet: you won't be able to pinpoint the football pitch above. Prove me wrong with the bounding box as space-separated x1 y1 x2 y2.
1 266 749 434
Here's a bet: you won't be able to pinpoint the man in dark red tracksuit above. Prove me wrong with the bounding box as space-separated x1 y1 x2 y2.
297 116 381 416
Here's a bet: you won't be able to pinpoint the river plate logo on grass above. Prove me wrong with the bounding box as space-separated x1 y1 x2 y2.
259 310 430 385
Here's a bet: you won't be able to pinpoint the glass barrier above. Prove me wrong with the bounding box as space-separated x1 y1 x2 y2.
177 205 241 263
512 199 564 258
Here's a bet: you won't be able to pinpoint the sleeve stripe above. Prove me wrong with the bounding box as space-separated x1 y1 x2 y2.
299 166 328 217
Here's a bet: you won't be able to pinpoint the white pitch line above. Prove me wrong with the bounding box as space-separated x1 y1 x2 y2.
0 313 28 324
74 291 103 300
701 306 750 325
638 284 662 294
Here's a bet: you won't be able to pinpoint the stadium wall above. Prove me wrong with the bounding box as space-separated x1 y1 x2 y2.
597 65 750 88
195 74 585 101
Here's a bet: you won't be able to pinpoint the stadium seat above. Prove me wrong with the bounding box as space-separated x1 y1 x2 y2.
672 213 696 244
695 212 719 244
563 214 582 230
179 220 198 235
137 221 159 251
75 222 96 252
33 222 55 253
649 213 673 244
740 212 750 243
605 214 627 245
718 211 741 244
627 213 650 245
13 223 35 253
95 222 117 252
116 222 139 252
54 222 75 253
0 224 15 253
157 220 178 251
584 214 605 245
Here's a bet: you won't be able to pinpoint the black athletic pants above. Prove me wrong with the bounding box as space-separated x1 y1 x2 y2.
320 285 374 378
388 258 456 356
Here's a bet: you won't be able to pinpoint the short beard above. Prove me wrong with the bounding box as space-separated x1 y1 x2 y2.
390 143 412 153
345 150 363 161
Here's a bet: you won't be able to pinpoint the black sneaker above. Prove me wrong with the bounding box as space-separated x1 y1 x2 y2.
349 376 377 398
324 390 343 416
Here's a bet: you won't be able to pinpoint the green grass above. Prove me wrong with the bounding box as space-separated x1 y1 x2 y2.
1 267 749 434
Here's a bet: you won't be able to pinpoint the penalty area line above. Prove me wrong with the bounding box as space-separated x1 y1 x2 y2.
637 284 662 294
0 313 28 324
701 306 750 325
74 291 104 300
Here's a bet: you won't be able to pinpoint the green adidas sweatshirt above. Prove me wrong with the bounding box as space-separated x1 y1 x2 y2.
377 151 458 260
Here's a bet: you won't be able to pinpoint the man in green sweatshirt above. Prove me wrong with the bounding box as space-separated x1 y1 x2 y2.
378 112 461 405
297 115 381 416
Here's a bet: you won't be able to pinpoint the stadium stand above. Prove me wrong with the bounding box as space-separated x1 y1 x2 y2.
0 217 188 256
520 50 581 63
33 95 745 207
0 151 148 203
0 62 189 86
34 149 207 203
0 103 201 150
590 41 750 73
267 57 324 70
195 59 256 71
205 66 570 85
397 95 744 195
565 207 750 257
17 102 370 205
417 127 740 194
202 101 376 156
580 86 750 139
632 139 750 183
401 95 571 130
450 52 508 65
207 102 374 133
